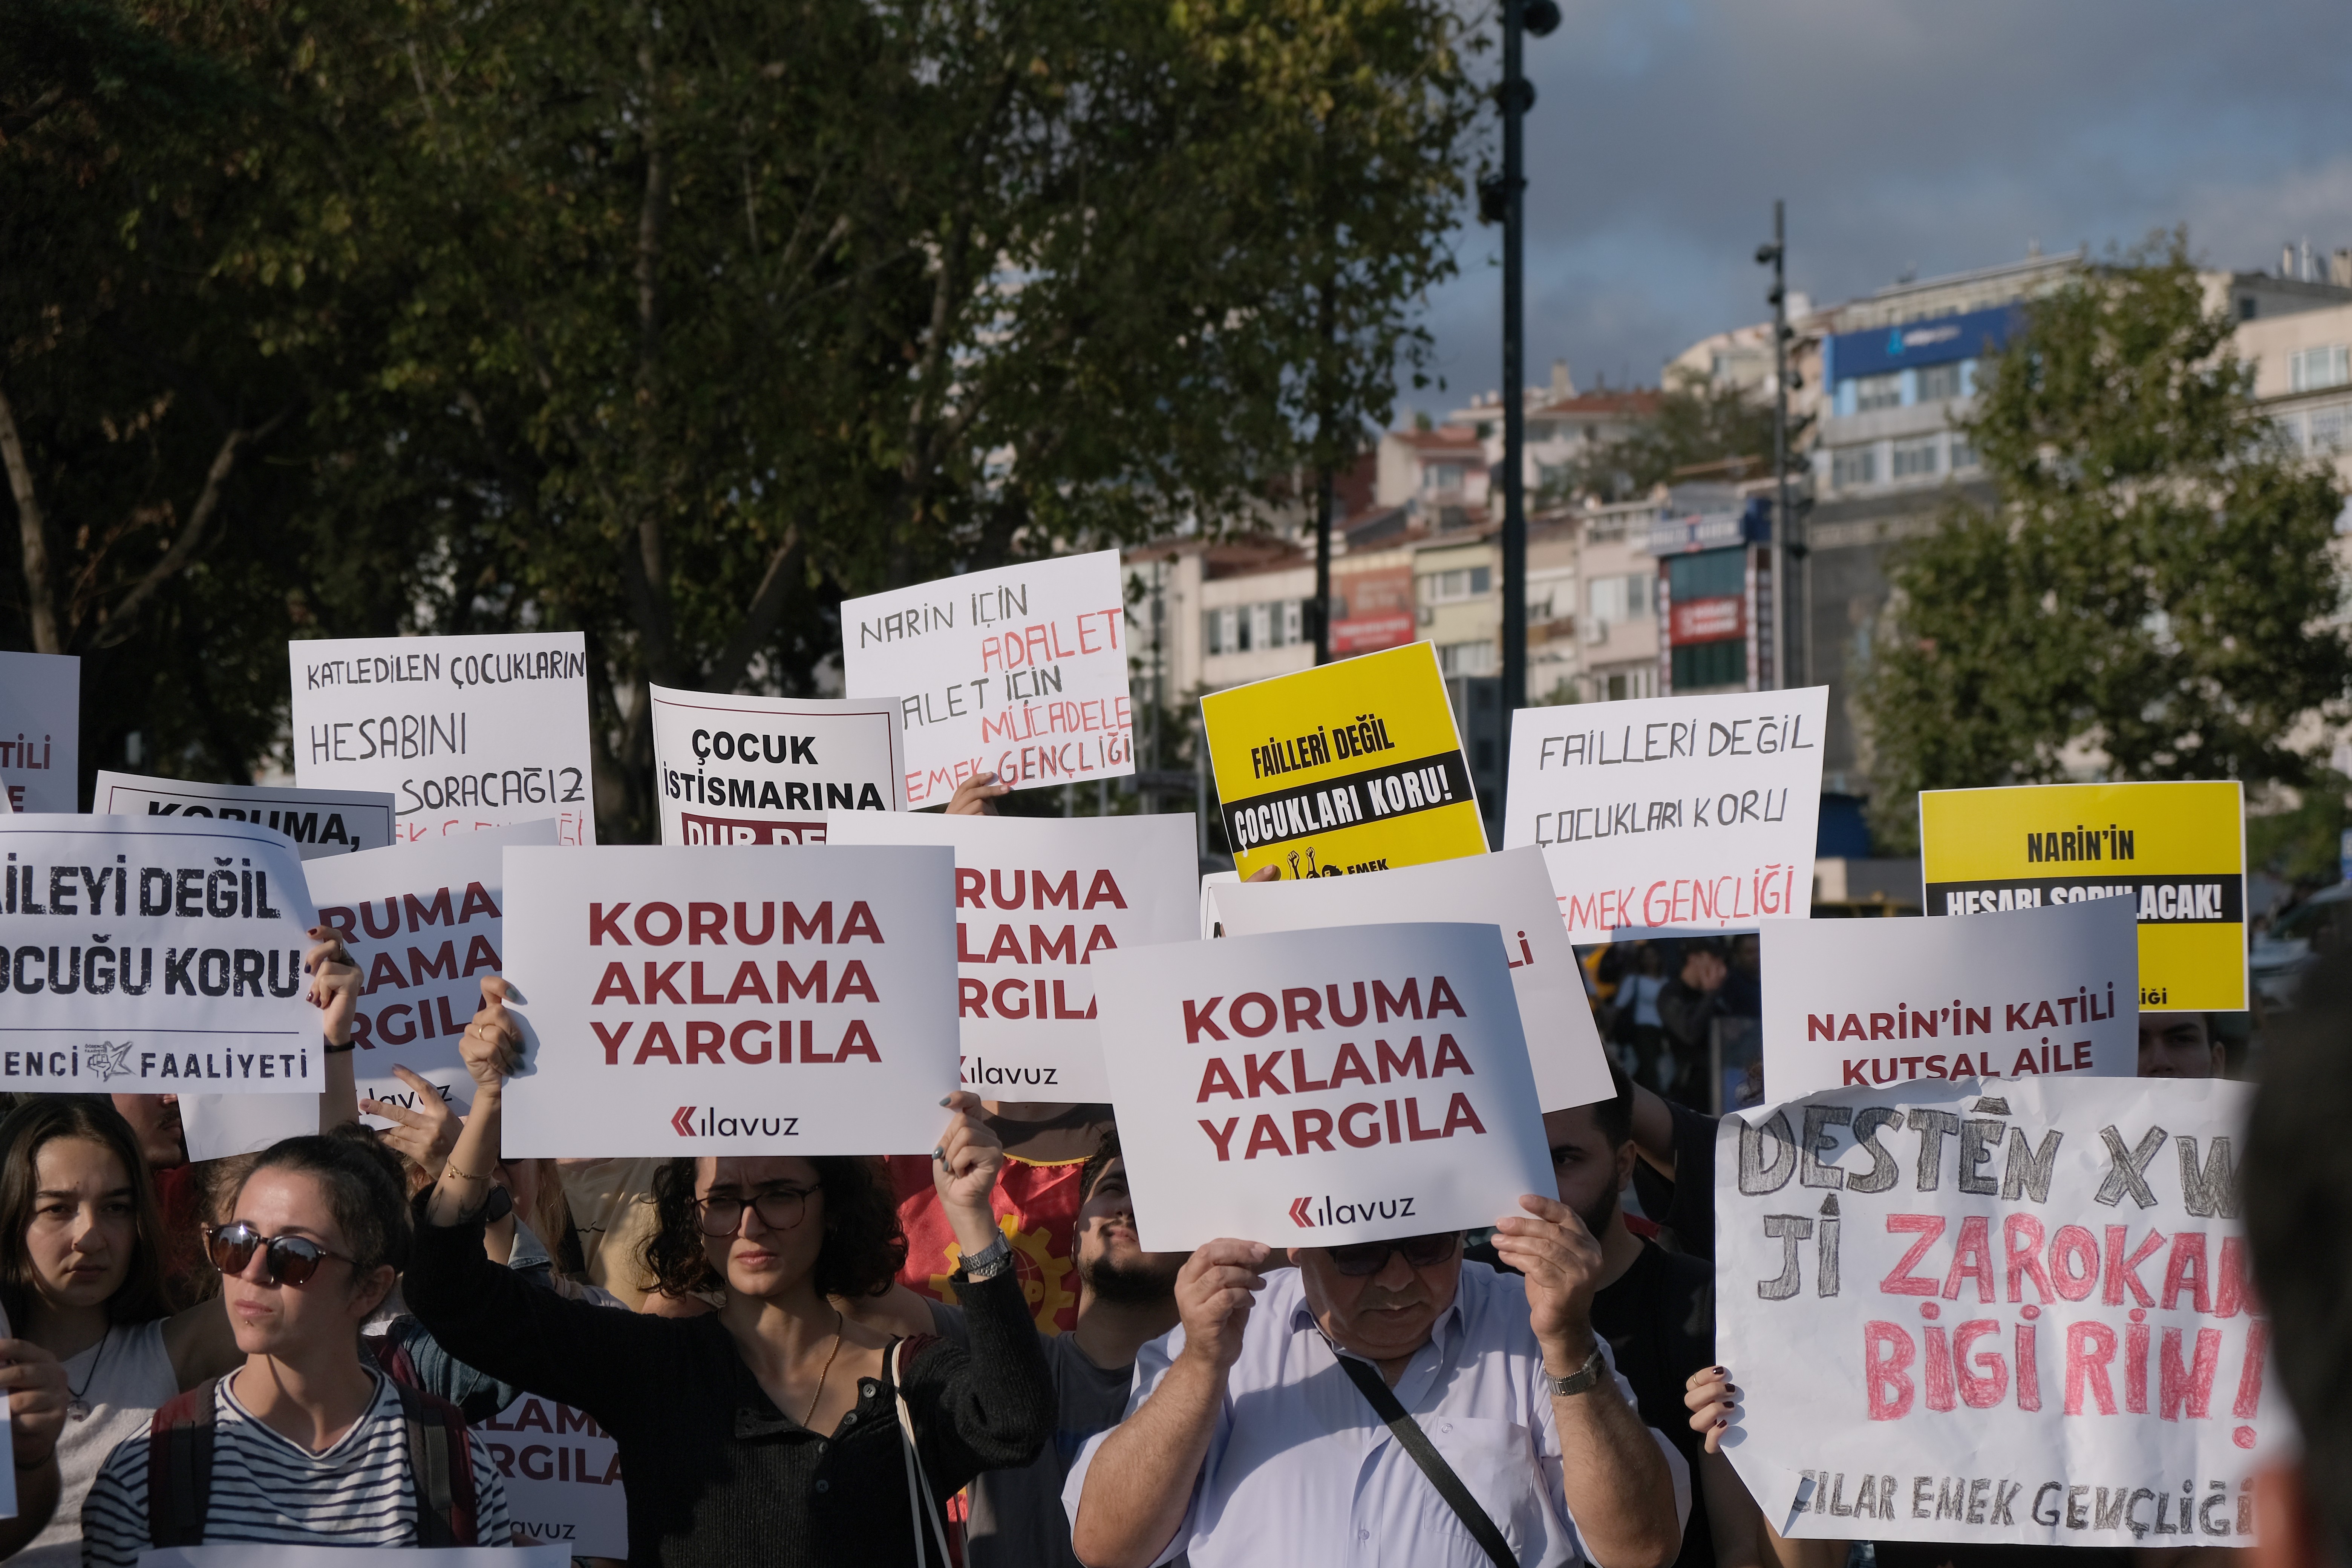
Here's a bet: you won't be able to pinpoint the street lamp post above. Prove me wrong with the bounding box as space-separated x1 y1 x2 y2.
1493 0 1559 758
1756 201 1802 689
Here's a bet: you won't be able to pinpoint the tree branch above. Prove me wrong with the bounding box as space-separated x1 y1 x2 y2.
94 403 291 649
0 379 63 654
704 525 804 695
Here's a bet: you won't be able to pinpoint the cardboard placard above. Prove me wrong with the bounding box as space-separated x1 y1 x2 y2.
94 772 395 860
1213 847 1613 1112
1717 1077 2275 1547
840 550 1133 806
649 684 905 845
307 820 560 1118
1920 782 2248 1012
1760 899 2139 1103
1504 688 1828 940
499 845 960 1156
0 651 78 814
288 633 596 844
480 1392 627 1557
822 811 1198 1100
0 815 320 1093
1200 642 1486 881
178 1093 319 1162
1092 923 1554 1251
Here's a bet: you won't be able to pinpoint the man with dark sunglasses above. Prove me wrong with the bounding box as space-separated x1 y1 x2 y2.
1064 1178 1687 1568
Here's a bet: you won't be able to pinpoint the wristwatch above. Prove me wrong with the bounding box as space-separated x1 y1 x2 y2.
960 1234 1014 1282
1546 1345 1605 1398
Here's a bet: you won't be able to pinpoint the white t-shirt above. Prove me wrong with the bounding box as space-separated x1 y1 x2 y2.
10 1320 176 1568
77 1368 511 1567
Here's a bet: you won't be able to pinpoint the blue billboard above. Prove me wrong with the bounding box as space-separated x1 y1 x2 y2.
1825 302 2024 383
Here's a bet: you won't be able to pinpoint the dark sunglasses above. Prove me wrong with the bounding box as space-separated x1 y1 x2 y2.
205 1222 356 1287
1326 1232 1461 1277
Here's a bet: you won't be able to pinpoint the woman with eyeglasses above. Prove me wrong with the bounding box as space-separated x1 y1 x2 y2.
401 979 1056 1566
77 1132 512 1565
0 932 360 1568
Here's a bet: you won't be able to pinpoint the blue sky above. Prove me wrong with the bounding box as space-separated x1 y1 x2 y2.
1400 0 2352 415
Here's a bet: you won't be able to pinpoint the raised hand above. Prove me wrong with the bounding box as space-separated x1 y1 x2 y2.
0 1338 67 1467
1685 1365 1739 1455
361 1065 463 1179
946 772 1008 815
460 976 526 1090
1489 1193 1605 1367
932 1089 1006 1248
304 928 362 1045
1173 1239 1270 1375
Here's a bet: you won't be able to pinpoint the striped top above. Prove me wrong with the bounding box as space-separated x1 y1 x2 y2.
78 1369 511 1566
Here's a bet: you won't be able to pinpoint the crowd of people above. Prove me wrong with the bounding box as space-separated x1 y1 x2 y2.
0 772 2335 1568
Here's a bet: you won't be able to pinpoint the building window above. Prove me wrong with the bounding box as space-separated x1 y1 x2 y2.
1891 437 1940 479
2308 405 2350 454
1854 373 1903 412
1282 600 1303 645
2239 296 2259 322
1916 363 1963 401
2290 345 2351 393
1593 667 1655 702
1439 641 1496 677
1671 639 1747 691
1949 435 1979 470
1831 446 1878 488
1425 462 1464 493
1588 573 1652 627
1666 548 1745 603
1421 566 1492 605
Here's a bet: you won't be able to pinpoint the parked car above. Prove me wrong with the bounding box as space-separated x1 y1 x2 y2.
2249 881 2352 1009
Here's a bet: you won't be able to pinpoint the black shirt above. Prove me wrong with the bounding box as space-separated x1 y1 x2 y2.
404 1211 1054 1568
1591 1239 1717 1568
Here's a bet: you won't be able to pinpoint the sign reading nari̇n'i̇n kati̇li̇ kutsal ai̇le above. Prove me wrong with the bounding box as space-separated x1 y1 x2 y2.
1716 1076 2277 1548
1201 640 1486 881
648 684 905 846
288 632 596 844
1504 686 1827 940
1919 781 2247 1012
839 550 1132 807
0 815 320 1092
497 844 959 1157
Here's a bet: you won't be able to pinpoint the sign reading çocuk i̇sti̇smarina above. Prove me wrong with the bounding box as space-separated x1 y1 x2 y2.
1504 687 1828 940
289 632 596 845
497 844 959 1157
1212 847 1614 1113
840 550 1133 807
1919 782 2247 1013
1200 641 1486 881
821 811 1197 1102
1092 922 1553 1252
94 772 396 860
0 815 320 1092
648 684 904 846
1716 1076 2276 1549
1760 898 2140 1102
308 818 559 1119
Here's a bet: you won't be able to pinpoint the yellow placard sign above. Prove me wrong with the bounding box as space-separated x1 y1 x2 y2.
1918 781 2246 1011
1200 641 1488 880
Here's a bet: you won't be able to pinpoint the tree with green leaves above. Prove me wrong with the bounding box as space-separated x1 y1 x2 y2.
1534 367 1773 504
1858 236 2352 850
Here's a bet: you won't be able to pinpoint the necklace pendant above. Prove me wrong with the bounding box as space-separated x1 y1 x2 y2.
67 1399 90 1421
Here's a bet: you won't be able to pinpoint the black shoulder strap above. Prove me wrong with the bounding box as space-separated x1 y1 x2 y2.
146 1377 221 1548
1335 1354 1517 1568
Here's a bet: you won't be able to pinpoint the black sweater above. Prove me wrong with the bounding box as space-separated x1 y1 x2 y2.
404 1213 1054 1568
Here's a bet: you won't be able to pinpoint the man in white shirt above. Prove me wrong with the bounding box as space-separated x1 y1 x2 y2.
1064 1193 1687 1568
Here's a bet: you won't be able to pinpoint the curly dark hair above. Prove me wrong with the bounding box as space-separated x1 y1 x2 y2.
641 1157 906 1301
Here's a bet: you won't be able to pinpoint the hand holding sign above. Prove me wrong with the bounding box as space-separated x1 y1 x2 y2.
361 1065 464 1178
0 1331 66 1504
1174 1240 1273 1377
933 1089 1009 1254
1488 1193 1606 1364
305 927 361 1044
460 976 527 1089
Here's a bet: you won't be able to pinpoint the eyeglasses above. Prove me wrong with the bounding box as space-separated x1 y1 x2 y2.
1325 1232 1460 1277
204 1222 357 1288
694 1185 815 1238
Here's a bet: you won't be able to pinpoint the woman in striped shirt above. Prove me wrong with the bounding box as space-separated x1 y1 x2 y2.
79 1133 512 1564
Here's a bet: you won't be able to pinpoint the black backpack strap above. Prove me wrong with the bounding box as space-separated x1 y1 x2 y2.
1336 1354 1517 1568
146 1378 222 1549
392 1380 479 1547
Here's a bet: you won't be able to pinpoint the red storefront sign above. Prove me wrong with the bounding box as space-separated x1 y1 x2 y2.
1330 566 1416 655
1670 595 1744 644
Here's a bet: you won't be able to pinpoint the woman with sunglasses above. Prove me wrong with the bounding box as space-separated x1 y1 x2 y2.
77 1132 511 1565
402 979 1055 1566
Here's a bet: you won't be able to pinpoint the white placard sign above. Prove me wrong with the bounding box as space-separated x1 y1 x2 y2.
840 549 1133 807
1761 899 2139 1104
0 650 78 814
822 811 1198 1101
288 633 595 844
479 1393 627 1557
139 1548 572 1567
0 815 319 1093
1504 687 1828 940
1212 847 1613 1113
307 820 560 1118
1093 923 1554 1252
648 684 904 846
499 845 959 1156
94 772 395 860
1718 1076 2276 1547
179 1093 318 1162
